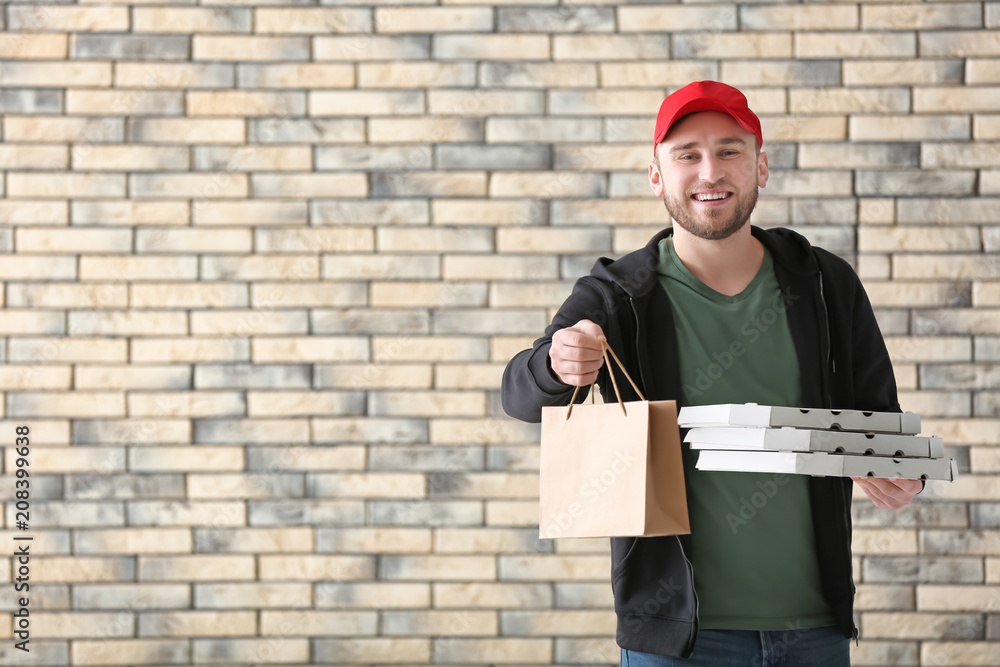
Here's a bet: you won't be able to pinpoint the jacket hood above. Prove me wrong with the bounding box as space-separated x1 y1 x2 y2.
592 225 821 299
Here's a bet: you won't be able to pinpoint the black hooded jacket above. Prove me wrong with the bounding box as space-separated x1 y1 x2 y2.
501 226 900 657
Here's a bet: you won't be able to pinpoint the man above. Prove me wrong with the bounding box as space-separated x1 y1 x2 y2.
501 81 921 666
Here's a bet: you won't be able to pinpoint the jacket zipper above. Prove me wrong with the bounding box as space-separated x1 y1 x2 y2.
630 295 700 654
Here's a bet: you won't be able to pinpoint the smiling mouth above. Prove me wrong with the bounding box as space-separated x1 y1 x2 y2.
692 192 732 202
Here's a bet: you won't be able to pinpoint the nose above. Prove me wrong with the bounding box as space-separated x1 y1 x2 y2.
698 154 725 183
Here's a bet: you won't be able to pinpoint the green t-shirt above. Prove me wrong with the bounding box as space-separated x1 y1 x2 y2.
658 237 837 631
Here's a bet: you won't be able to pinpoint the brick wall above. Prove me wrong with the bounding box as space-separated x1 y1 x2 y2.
0 2 997 665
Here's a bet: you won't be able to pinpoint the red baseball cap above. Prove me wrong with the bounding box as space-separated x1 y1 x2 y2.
653 81 763 156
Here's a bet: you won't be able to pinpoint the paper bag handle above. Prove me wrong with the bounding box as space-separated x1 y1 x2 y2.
566 340 646 419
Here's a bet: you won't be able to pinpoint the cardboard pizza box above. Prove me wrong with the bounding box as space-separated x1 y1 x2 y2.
694 450 958 482
684 426 945 459
678 403 921 435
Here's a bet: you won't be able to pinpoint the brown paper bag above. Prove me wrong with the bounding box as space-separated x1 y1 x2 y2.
539 342 690 539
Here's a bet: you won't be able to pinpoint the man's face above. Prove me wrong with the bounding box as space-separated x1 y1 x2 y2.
648 111 768 241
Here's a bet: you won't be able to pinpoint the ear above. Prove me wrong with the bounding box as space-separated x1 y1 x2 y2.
648 154 664 197
757 149 769 189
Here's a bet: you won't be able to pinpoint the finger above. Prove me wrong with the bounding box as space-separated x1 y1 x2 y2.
556 328 605 354
571 319 606 341
554 370 600 387
859 477 920 505
852 477 913 509
551 357 604 378
851 477 894 509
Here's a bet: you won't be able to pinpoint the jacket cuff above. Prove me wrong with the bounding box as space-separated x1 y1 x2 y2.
528 344 575 397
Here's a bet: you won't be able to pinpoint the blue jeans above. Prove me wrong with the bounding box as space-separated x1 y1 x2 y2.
621 626 850 667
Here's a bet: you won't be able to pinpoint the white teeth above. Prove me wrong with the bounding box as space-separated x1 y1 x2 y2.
695 193 729 201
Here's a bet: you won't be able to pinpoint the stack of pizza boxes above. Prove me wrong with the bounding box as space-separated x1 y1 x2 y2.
677 403 958 482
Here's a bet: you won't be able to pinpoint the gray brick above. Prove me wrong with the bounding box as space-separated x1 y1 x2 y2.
72 419 190 446
920 364 1000 390
799 143 920 169
311 199 429 225
194 364 311 389
975 392 1000 416
369 445 485 472
10 501 124 528
67 474 185 500
432 310 549 336
369 501 483 527
127 501 246 527
921 529 1000 555
73 584 190 610
790 198 858 225
0 89 63 113
721 60 841 86
498 7 614 32
487 117 603 144
249 118 365 144
855 170 976 197
863 557 983 584
311 309 429 336
436 144 551 171
315 145 432 171
315 417 428 444
71 34 191 61
555 583 613 609
248 500 364 526
898 198 1000 224
921 30 1000 57
971 503 1000 528
193 418 309 444
480 63 597 89
553 35 671 61
853 501 968 529
371 172 487 198
322 254 439 281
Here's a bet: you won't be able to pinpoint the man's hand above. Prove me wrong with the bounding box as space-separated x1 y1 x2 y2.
851 476 922 510
549 320 606 386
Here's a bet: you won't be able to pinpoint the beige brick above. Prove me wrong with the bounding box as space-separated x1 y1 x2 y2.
74 528 192 555
3 445 123 473
434 582 552 609
0 199 68 224
260 611 378 637
18 228 132 254
620 5 736 31
136 228 252 253
790 88 911 114
917 585 1000 611
497 227 611 253
8 5 129 31
0 365 70 390
894 255 999 280
969 59 1000 84
378 228 491 254
916 86 1000 113
489 499 557 526
883 336 972 362
0 255 73 281
252 282 366 309
133 7 250 32
188 91 305 116
193 527 314 553
131 446 244 473
139 555 255 582
7 282 126 308
974 282 1000 306
131 283 248 308
434 34 550 60
553 35 671 61
0 34 68 59
308 90 423 118
7 172 125 199
0 309 63 335
433 528 542 554
761 115 847 142
501 610 615 636
431 199 545 226
72 639 189 666
34 556 134 583
316 528 431 554
860 226 981 252
382 610 497 637
5 115 121 143
862 3 981 31
549 89 666 116
251 337 368 363
920 474 1000 501
434 363 506 389
381 555 495 581
127 392 245 418
313 35 430 61
255 7 371 34
921 31 1000 57
370 391 486 417
79 256 196 281
794 32 916 59
130 118 246 144
245 390 362 418
487 117 602 143
845 59 964 86
193 582 309 608
377 7 493 33
73 200 189 226
192 36 309 61
920 642 1000 666
191 311 309 336
132 173 249 199
359 62 475 88
0 61 111 87
73 145 189 171
139 611 256 637
130 337 248 363
428 89 545 116
370 281 485 308
313 639 431 664
192 200 306 225
436 638 551 663
740 4 858 30
498 555 609 580
9 337 127 364
116 62 235 89
31 611 133 639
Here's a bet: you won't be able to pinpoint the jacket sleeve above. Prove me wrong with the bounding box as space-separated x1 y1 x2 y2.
501 275 614 423
847 270 901 414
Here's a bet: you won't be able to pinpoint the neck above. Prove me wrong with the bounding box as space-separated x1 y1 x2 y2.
671 223 765 296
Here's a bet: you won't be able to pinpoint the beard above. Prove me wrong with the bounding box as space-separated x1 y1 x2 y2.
662 182 759 242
